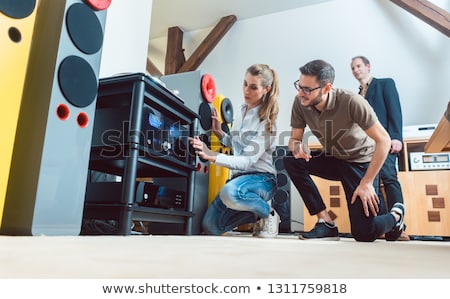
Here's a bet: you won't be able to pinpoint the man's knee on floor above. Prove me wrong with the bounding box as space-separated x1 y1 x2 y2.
351 228 377 242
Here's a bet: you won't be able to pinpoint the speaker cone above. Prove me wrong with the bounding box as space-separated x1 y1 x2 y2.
221 97 233 124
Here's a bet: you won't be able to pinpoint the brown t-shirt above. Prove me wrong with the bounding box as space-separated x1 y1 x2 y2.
290 88 378 163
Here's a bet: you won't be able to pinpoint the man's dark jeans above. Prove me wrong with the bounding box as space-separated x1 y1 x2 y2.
283 151 396 242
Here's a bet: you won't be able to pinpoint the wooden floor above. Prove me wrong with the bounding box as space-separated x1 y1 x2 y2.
1 233 450 279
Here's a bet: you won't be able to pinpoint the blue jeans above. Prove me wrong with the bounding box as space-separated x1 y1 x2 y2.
283 151 396 242
202 173 277 235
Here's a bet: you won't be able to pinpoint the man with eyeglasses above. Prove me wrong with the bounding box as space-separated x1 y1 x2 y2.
283 59 405 242
351 55 409 241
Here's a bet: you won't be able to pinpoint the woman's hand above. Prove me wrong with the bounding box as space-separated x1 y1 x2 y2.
211 107 224 139
189 136 217 162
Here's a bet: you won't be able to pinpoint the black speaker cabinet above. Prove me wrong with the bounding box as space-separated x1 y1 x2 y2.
1 0 110 235
272 146 292 233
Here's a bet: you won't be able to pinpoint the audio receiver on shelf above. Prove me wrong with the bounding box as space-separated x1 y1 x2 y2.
91 103 193 166
409 152 450 171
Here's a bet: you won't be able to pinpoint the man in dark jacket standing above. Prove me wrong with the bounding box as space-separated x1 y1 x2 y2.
351 56 408 241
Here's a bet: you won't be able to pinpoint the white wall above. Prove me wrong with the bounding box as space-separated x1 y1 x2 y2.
100 0 153 77
148 0 450 141
148 0 449 231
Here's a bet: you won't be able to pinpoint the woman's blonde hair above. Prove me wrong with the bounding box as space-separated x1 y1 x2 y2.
246 64 279 133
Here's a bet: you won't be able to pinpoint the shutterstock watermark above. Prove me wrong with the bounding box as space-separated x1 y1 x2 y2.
95 120 349 159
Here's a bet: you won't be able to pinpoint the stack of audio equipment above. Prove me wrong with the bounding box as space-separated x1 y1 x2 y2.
85 73 199 235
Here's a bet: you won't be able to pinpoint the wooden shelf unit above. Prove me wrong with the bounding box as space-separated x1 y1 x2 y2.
82 73 199 235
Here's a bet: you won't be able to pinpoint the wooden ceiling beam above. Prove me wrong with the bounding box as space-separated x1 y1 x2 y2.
390 0 450 37
146 58 163 77
165 26 186 75
178 15 237 73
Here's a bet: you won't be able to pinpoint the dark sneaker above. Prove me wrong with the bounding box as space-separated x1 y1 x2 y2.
397 229 410 241
81 219 119 235
299 219 339 240
385 203 405 241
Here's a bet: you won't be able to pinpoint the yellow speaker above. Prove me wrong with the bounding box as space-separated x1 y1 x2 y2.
208 94 233 205
0 0 39 220
1 0 111 235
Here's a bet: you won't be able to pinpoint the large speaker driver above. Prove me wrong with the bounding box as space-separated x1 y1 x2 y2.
198 101 212 131
220 97 234 125
200 73 216 103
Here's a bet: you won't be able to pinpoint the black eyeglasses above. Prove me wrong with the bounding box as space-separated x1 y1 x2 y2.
294 80 322 95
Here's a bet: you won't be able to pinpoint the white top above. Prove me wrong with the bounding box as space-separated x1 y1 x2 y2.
215 103 277 176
